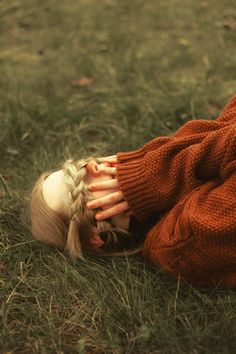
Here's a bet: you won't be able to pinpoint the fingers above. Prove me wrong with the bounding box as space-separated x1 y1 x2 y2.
87 191 123 209
98 165 117 175
95 201 129 220
99 155 117 164
89 179 119 191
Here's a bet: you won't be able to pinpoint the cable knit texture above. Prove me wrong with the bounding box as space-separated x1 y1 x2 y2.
117 96 236 286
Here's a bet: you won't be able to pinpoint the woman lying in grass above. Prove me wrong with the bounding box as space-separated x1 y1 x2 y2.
30 96 236 286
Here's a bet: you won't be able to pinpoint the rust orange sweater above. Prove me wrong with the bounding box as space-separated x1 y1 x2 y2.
117 96 236 286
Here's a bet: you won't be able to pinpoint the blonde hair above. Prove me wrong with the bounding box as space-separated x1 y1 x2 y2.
30 158 142 259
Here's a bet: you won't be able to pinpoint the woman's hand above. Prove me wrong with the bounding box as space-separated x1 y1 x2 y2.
87 178 130 220
86 155 130 220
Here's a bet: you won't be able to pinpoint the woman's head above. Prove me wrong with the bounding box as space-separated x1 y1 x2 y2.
30 158 135 259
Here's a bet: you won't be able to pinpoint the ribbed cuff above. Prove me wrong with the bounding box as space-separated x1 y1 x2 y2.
117 148 158 222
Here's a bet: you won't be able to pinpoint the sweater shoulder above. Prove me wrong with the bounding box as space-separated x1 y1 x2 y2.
217 95 236 124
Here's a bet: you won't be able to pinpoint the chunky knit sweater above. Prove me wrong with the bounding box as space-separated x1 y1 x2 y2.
117 96 236 286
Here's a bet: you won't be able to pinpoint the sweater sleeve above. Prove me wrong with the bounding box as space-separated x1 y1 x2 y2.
117 96 236 222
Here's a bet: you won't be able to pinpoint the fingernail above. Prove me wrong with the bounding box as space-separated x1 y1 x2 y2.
87 202 94 208
96 214 103 220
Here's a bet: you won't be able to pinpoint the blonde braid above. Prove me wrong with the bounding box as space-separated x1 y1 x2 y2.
63 159 88 219
62 158 93 259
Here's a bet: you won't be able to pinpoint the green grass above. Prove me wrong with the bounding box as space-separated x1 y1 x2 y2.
0 0 236 353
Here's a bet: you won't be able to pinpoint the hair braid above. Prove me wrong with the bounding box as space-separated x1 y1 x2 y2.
62 158 97 258
63 159 87 219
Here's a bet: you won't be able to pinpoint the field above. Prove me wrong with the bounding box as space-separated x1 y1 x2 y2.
0 0 236 353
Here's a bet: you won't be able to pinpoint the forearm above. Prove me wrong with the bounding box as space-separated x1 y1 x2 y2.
117 119 236 221
87 96 236 221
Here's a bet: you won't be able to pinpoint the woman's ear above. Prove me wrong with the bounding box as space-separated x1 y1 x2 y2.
89 233 105 248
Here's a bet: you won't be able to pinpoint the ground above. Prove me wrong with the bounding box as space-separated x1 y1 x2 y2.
0 0 236 353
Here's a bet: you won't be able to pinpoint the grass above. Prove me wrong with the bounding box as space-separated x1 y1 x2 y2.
0 0 236 353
